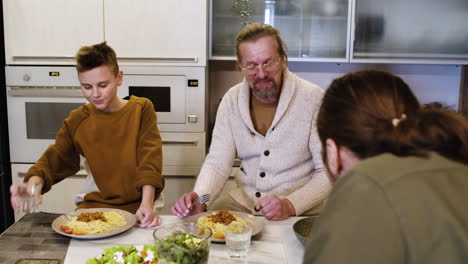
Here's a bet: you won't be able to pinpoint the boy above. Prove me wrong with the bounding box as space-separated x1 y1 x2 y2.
10 42 164 227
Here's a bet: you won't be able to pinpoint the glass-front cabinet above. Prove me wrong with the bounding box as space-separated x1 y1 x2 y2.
211 0 468 64
211 0 351 62
352 0 468 64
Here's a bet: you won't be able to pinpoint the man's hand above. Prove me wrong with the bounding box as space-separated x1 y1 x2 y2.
255 195 296 221
136 205 160 228
171 192 207 217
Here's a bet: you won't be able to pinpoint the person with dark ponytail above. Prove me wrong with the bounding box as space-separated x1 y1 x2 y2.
303 70 468 264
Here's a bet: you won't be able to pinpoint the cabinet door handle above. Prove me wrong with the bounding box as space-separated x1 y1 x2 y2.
16 172 87 177
162 140 198 146
13 56 198 63
117 57 198 63
13 56 75 61
8 88 83 97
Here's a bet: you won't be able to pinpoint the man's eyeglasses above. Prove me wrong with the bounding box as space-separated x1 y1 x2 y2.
241 57 282 75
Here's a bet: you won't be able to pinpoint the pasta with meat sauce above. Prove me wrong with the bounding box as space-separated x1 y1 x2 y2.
197 210 248 239
60 211 126 235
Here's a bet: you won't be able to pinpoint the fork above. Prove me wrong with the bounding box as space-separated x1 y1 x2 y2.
41 212 78 220
198 194 211 205
40 211 78 217
62 212 79 220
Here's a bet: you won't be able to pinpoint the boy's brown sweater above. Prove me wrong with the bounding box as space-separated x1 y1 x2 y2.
25 96 164 213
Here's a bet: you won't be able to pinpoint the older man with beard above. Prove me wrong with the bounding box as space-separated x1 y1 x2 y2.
172 23 331 221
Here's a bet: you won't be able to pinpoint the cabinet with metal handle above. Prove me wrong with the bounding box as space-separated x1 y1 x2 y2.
4 0 208 66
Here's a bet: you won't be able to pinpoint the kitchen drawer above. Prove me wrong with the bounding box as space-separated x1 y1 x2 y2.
160 132 206 176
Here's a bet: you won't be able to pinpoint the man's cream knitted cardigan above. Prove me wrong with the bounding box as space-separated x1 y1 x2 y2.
194 70 331 215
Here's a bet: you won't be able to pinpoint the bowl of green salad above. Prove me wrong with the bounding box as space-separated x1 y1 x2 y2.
153 222 212 264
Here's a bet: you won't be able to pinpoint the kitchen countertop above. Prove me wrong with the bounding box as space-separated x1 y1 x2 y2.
0 213 70 264
1 213 307 264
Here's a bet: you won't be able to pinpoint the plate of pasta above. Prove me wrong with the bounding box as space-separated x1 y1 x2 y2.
184 210 264 243
51 208 136 239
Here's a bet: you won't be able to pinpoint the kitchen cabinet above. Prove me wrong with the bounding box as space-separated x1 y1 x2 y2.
210 0 468 64
159 132 206 176
3 0 103 65
211 0 351 62
3 0 207 66
351 0 468 64
104 0 207 67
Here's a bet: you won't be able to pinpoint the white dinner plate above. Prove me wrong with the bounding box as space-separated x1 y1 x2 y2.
51 208 137 240
183 211 265 243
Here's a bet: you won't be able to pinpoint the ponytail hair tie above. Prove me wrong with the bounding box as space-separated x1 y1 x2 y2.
392 113 407 127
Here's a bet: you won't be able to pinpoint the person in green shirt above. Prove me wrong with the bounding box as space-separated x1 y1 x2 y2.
303 70 468 263
10 42 164 228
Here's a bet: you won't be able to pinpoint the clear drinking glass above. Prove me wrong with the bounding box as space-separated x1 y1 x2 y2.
225 224 252 258
19 183 42 213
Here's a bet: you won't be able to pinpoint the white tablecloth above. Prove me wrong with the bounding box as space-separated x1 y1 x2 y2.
64 215 305 264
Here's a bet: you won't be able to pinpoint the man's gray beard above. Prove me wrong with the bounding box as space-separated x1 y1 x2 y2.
252 78 278 101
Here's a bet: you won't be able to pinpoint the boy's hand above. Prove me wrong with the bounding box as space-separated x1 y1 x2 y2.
136 206 160 228
10 177 43 213
10 183 28 212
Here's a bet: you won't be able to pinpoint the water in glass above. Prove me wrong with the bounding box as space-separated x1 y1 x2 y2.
19 183 42 213
225 225 252 258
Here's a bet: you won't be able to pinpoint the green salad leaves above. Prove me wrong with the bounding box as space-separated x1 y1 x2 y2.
155 231 209 264
85 245 157 264
85 231 209 264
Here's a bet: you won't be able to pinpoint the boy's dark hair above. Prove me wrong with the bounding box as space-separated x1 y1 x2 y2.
75 41 119 76
317 70 468 164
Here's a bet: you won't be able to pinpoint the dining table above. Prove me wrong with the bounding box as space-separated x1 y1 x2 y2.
0 212 307 264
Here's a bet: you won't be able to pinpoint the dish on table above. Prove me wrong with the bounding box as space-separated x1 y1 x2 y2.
85 245 157 264
183 210 264 243
293 216 318 246
153 222 211 264
51 208 136 239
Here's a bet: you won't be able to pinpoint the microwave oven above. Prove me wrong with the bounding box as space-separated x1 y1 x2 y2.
119 65 207 133
5 65 207 176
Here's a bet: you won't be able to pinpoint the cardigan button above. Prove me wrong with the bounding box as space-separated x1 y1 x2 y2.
254 207 260 212
255 192 261 198
259 172 265 178
264 150 270 156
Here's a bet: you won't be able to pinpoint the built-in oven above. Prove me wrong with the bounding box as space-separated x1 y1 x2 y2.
5 65 207 176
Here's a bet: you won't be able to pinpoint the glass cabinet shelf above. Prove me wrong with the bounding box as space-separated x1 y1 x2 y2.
351 0 468 64
210 0 351 62
211 0 468 65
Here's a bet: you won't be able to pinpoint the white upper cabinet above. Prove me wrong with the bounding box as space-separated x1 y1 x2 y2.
3 0 207 66
3 0 104 65
104 0 207 66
